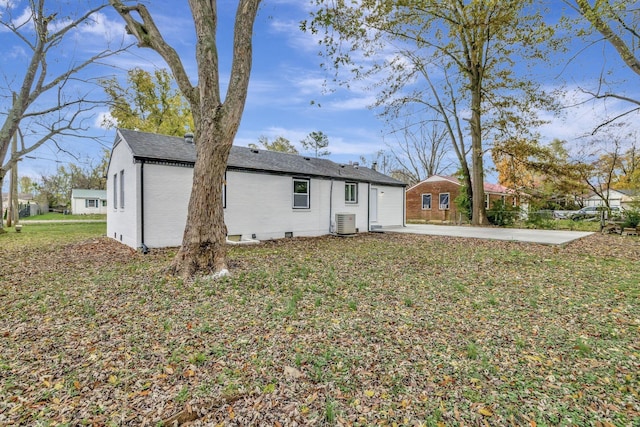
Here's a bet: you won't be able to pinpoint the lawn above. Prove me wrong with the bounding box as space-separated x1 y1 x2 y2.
1 223 638 426
21 212 107 221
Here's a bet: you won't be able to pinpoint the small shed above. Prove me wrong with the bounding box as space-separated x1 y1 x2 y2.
71 189 108 214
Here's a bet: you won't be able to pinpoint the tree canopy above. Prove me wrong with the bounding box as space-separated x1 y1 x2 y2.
301 131 330 158
304 0 558 225
249 135 298 154
569 0 639 130
100 67 194 136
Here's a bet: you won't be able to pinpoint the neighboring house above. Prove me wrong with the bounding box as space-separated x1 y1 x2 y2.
107 129 406 250
71 189 108 214
2 192 44 218
405 175 518 222
583 188 638 210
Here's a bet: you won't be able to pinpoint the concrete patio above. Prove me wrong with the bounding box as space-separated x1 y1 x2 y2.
381 224 593 245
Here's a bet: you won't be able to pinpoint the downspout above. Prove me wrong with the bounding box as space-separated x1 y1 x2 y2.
329 179 334 233
140 160 149 254
367 183 371 231
403 186 406 227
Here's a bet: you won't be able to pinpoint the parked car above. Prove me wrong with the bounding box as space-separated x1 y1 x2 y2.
552 210 574 219
570 206 622 221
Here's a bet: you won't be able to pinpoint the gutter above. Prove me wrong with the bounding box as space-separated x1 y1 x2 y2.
403 186 406 227
367 183 371 231
329 179 334 233
140 160 149 254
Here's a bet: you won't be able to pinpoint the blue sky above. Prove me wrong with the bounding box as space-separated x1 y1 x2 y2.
1 0 639 188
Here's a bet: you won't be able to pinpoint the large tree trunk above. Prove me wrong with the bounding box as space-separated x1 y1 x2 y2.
470 77 489 226
110 0 260 278
168 122 231 278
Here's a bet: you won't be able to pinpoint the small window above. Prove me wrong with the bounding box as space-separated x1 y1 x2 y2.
512 196 517 207
421 193 432 210
102 200 107 207
485 194 490 209
345 182 358 203
85 199 97 208
439 193 450 210
113 174 118 209
119 170 125 209
293 178 310 209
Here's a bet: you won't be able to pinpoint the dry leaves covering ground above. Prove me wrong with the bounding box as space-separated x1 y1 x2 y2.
1 225 639 426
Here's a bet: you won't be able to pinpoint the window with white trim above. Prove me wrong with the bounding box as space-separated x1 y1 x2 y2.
439 193 450 210
485 194 490 209
512 196 517 207
293 178 310 209
85 199 98 208
119 170 125 209
345 182 358 203
421 193 432 210
113 174 118 209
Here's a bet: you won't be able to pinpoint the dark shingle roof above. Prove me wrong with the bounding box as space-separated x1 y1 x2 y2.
116 129 405 186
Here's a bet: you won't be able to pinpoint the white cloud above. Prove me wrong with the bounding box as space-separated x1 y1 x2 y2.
324 94 377 112
0 0 16 10
95 110 115 130
5 5 33 30
7 44 26 59
536 84 640 148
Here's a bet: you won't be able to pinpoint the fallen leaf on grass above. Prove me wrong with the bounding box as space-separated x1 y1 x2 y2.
479 407 493 417
284 365 303 379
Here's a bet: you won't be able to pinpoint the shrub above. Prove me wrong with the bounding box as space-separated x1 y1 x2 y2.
622 206 640 228
487 199 519 226
525 209 555 229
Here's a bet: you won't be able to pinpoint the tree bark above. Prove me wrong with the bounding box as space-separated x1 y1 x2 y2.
574 0 640 78
169 114 232 277
470 80 488 225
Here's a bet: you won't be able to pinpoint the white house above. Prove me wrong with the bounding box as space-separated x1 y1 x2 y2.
71 189 107 214
107 129 406 250
584 188 638 210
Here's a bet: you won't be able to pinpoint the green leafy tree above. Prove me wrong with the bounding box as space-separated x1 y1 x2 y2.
19 176 37 196
614 141 640 189
249 135 298 154
301 131 330 158
100 67 194 136
304 0 559 225
110 0 261 278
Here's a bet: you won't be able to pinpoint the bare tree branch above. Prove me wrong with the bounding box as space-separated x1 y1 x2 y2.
0 0 131 186
109 0 198 107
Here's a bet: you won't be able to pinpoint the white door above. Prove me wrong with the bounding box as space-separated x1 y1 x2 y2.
370 187 378 224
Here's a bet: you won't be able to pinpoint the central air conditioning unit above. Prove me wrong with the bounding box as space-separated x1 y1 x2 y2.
335 213 356 235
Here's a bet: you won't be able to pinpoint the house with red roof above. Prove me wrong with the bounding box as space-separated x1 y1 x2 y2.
405 175 519 223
